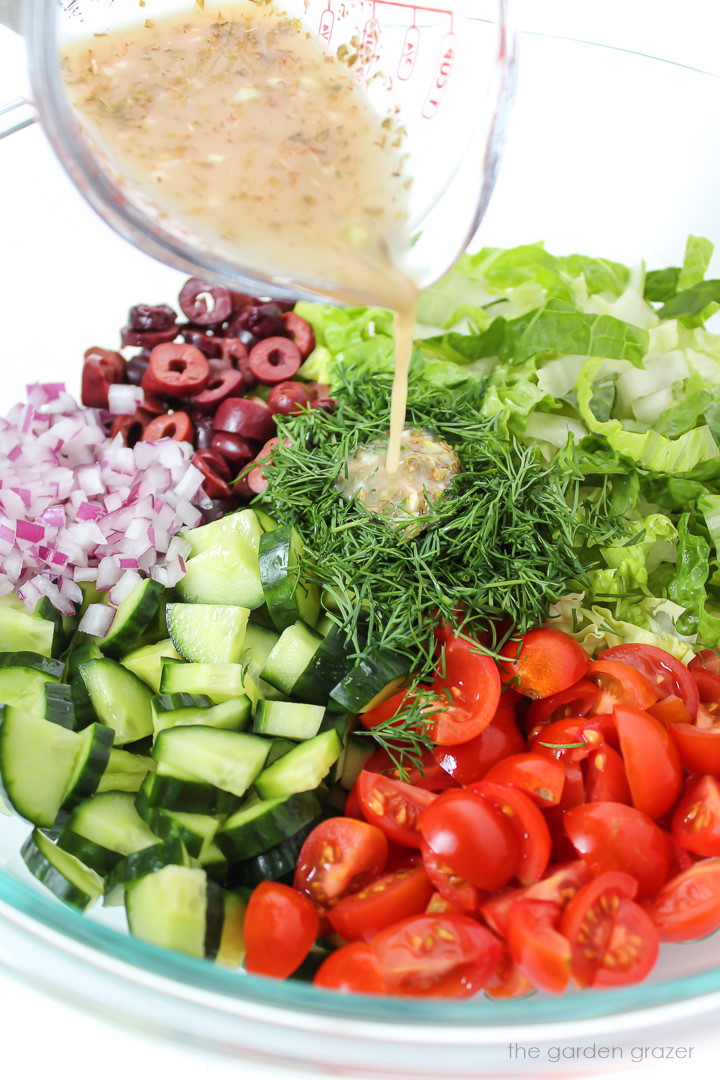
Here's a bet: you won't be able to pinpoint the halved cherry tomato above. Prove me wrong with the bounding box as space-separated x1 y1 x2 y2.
433 705 526 786
355 772 436 849
244 881 319 979
507 899 572 995
294 818 388 911
362 745 458 793
613 706 682 820
688 647 720 676
586 659 660 711
419 840 486 915
327 866 434 943
543 759 586 862
642 859 720 942
468 780 552 885
499 628 589 699
525 680 600 732
599 643 698 717
643 855 720 941
425 637 502 745
691 667 720 721
480 860 591 939
582 744 631 805
671 775 720 857
418 789 519 892
360 690 416 732
483 752 566 807
425 890 472 917
313 942 387 994
528 716 605 762
560 871 658 987
370 914 501 997
667 713 720 775
649 694 693 726
564 802 671 899
484 946 536 1000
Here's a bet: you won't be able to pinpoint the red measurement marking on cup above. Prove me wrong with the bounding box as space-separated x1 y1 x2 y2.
398 22 420 81
318 5 335 44
422 32 456 118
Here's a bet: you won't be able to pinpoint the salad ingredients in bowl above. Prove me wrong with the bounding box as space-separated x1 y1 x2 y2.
3 238 720 1003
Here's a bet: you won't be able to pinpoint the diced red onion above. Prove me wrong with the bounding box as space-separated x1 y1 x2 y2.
107 383 144 416
78 603 115 638
0 387 205 614
109 568 142 606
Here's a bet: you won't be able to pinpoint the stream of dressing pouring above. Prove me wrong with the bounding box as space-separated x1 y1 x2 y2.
61 0 421 472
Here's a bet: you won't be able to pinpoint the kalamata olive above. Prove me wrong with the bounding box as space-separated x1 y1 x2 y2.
81 348 126 409
128 303 177 332
232 303 285 339
179 278 234 325
212 397 275 441
248 337 301 385
310 397 337 413
194 416 215 450
141 411 194 442
281 312 315 359
234 464 269 498
148 343 210 398
220 337 254 387
125 351 151 386
210 431 257 465
267 380 314 416
191 449 234 500
191 368 245 413
140 392 167 415
120 325 179 348
110 407 154 447
230 291 259 314
198 496 241 522
179 326 223 358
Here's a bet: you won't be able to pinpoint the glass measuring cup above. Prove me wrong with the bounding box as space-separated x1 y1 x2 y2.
3 0 515 304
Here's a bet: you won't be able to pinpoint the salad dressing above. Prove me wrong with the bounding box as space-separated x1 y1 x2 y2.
62 1 419 473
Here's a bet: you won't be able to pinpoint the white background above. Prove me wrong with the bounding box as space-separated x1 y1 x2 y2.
3 3 720 1077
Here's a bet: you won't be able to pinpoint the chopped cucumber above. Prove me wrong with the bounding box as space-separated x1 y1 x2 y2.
260 621 323 695
77 658 154 745
152 696 252 736
57 791 159 875
153 726 271 799
330 646 411 713
0 603 54 656
160 661 261 707
181 508 263 558
120 638 182 692
259 525 320 630
253 728 342 799
253 700 325 741
0 706 85 828
21 828 104 910
166 603 250 664
96 748 156 795
96 578 165 659
217 791 321 862
125 864 223 958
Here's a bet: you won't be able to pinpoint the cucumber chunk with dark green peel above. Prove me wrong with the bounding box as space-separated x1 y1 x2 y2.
166 603 250 664
330 646 411 713
181 507 263 558
96 578 165 659
61 722 114 813
96 748 156 795
259 621 323 695
42 683 76 729
159 660 260 707
253 728 343 799
240 623 285 701
21 828 104 910
292 624 360 706
77 658 154 745
152 726 272 799
259 525 320 631
125 864 224 958
139 768 241 817
0 601 54 657
0 706 85 828
216 889 248 968
217 791 322 862
104 836 191 904
120 638 182 692
253 700 325 741
232 815 324 887
0 652 64 714
152 695 252 736
142 807 218 858
57 791 159 875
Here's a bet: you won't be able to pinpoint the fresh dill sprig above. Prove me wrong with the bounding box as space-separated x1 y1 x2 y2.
256 370 628 766
355 694 439 782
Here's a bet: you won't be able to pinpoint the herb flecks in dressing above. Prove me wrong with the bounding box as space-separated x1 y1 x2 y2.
337 427 460 532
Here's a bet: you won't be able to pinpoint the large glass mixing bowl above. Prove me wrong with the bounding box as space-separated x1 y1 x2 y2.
2 16 720 1077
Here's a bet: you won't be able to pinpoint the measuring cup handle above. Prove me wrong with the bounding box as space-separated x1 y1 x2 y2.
0 0 37 138
0 0 21 32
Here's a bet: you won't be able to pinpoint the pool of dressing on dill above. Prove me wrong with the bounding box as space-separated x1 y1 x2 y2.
62 0 420 473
